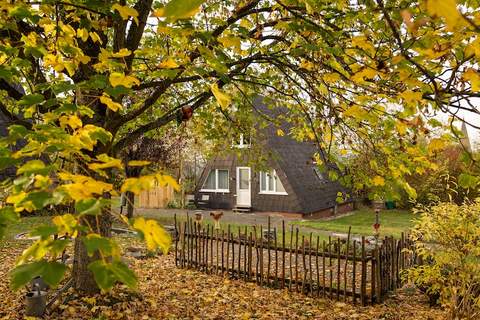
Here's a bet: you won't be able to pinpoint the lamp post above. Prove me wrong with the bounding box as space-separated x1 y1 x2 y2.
373 208 380 245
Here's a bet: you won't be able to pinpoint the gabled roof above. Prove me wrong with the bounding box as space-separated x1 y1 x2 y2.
254 97 349 213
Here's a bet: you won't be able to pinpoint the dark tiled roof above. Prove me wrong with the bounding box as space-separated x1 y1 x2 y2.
254 97 349 214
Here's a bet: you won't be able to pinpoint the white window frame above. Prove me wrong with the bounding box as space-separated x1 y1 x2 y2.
259 170 288 195
232 133 251 149
200 169 230 193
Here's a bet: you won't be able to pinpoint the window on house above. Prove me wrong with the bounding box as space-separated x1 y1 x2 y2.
201 169 229 192
259 170 287 195
232 133 251 149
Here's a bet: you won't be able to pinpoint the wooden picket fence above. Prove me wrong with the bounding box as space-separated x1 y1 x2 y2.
173 217 418 306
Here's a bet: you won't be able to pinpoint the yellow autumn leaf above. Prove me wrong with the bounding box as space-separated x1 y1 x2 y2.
426 0 461 30
218 36 241 49
89 31 102 44
109 72 140 88
132 217 171 253
76 28 89 42
34 175 51 189
351 67 378 83
211 83 231 109
59 115 82 129
276 129 285 137
88 154 123 171
156 174 180 192
428 138 446 153
351 36 376 55
111 48 132 58
395 121 408 135
152 0 203 20
372 176 385 186
99 94 122 112
159 58 179 69
343 105 368 119
323 73 341 83
6 192 27 205
121 176 156 195
463 69 480 92
53 214 78 235
112 4 139 24
58 173 113 200
127 160 151 167
400 90 422 105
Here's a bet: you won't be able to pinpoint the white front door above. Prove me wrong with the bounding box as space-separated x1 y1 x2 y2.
236 167 251 207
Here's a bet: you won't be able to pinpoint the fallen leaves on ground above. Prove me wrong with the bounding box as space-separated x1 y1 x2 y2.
0 239 447 319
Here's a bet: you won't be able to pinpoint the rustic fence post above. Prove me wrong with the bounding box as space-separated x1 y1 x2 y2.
289 225 293 290
295 227 299 292
174 214 178 266
237 227 241 278
244 226 248 280
259 225 264 286
344 227 351 302
221 229 225 274
274 227 278 288
248 231 253 281
361 236 366 306
375 245 382 303
328 236 333 297
322 240 326 297
267 217 271 286
301 235 306 294
336 237 341 301
316 236 320 297
253 226 259 284
308 233 313 296
352 240 357 304
231 226 235 276
281 221 286 289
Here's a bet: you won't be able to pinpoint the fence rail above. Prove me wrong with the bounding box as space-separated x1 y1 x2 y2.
173 217 418 305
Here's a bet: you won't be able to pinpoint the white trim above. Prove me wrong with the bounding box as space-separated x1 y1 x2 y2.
199 189 230 193
259 191 288 196
200 169 229 193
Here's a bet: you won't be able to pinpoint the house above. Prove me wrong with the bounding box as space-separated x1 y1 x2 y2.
194 97 353 218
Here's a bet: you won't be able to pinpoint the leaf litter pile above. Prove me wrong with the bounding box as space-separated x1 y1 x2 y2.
0 238 446 319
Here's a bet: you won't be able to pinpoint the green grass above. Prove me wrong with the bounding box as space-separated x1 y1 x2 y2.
0 215 52 249
294 208 415 238
141 212 331 247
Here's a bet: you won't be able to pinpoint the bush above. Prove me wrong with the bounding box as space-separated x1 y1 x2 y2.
406 201 480 319
166 199 181 209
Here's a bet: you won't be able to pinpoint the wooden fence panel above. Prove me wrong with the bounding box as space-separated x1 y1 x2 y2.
173 219 418 306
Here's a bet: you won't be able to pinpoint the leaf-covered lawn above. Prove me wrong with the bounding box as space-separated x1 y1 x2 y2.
0 216 445 319
293 209 415 238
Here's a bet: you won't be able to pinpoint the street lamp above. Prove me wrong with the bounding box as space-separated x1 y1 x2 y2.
373 208 380 244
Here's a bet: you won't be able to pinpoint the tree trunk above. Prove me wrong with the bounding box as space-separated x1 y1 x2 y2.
72 209 112 293
126 191 135 219
72 88 112 293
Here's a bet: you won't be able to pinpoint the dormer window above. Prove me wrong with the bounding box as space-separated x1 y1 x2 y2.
233 134 251 149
